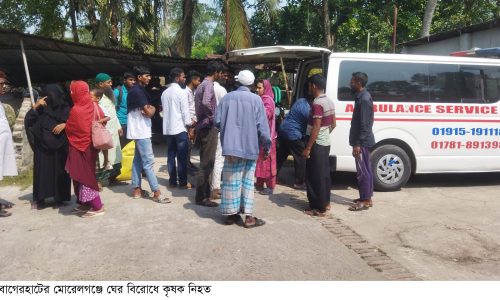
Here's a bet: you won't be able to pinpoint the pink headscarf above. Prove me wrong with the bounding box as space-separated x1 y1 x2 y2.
262 79 275 102
259 80 277 139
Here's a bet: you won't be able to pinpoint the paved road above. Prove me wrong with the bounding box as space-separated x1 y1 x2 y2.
2 143 498 280
329 171 500 280
0 147 382 281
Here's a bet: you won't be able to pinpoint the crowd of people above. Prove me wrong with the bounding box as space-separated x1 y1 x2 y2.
0 62 376 225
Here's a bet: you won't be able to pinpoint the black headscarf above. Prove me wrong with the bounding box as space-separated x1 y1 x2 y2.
43 84 70 121
25 84 71 151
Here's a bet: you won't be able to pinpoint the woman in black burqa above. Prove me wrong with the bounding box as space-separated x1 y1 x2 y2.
25 84 72 209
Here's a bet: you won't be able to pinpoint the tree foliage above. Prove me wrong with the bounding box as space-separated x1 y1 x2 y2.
250 0 499 52
0 0 499 56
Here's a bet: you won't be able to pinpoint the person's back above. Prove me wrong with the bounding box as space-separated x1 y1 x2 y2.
161 82 189 135
279 97 310 141
193 60 224 207
217 86 270 161
216 70 270 228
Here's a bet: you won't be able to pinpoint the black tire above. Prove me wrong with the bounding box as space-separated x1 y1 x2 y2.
371 144 411 191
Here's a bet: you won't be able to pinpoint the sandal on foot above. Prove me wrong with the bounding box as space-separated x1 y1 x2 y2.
179 182 194 190
0 209 12 217
108 180 128 186
244 216 265 228
31 202 47 210
224 214 242 225
0 203 13 210
293 183 306 190
196 198 218 207
72 205 91 213
348 202 370 211
52 202 69 209
152 194 171 204
80 208 105 218
132 189 149 199
304 209 327 217
259 188 273 195
353 199 373 207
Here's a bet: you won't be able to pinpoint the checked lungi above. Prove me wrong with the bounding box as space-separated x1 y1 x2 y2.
220 156 257 215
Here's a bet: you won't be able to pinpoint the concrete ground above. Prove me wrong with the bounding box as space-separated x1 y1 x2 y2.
328 171 500 280
0 146 382 281
2 143 499 280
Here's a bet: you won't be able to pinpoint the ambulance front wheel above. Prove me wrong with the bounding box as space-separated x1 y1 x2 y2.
371 144 411 192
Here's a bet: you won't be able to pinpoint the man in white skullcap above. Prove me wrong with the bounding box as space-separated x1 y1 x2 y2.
215 70 271 228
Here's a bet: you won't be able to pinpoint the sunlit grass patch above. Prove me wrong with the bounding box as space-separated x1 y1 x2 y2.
0 169 33 190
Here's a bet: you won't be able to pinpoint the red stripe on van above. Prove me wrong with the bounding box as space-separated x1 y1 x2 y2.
336 117 500 123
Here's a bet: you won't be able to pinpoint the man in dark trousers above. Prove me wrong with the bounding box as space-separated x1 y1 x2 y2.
348 72 375 211
302 75 335 217
194 60 224 207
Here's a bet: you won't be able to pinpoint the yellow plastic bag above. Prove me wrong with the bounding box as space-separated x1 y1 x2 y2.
115 141 135 181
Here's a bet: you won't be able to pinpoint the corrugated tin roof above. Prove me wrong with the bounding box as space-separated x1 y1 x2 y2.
0 29 210 86
399 18 500 47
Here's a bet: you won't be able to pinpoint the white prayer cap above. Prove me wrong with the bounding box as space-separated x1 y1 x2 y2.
235 70 255 86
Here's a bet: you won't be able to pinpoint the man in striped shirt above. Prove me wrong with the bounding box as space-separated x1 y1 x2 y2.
302 74 336 217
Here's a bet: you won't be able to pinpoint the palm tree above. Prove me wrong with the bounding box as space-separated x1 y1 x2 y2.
173 0 264 57
421 0 438 37
224 0 253 51
126 1 154 52
68 0 80 42
173 0 197 57
322 0 334 48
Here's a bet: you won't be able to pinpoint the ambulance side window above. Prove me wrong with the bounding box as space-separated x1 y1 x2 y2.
482 67 500 103
428 64 461 103
338 60 427 102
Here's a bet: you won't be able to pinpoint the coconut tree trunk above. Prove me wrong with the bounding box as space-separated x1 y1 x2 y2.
94 4 111 46
322 0 334 48
69 0 79 42
153 0 161 52
110 0 120 46
173 0 196 57
226 0 252 50
421 0 438 37
85 0 99 38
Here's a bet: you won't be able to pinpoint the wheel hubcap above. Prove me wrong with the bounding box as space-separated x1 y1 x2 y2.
376 154 404 184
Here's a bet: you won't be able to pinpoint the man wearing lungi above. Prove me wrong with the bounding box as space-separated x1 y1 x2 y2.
215 70 271 228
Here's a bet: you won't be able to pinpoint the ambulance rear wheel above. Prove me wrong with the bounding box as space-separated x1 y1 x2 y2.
371 145 411 191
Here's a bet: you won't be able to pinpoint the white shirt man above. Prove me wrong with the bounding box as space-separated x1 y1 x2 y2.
162 82 191 135
161 68 192 188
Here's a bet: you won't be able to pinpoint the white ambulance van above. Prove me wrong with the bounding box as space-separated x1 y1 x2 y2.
226 46 500 191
